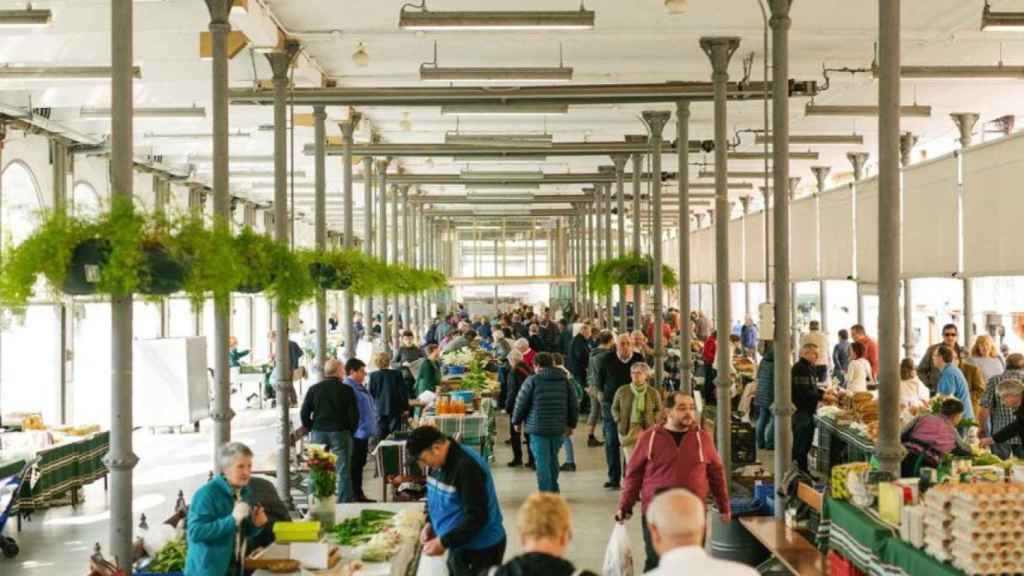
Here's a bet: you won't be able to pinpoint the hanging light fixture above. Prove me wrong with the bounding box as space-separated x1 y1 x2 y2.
664 0 688 14
982 1 1024 31
81 106 205 118
420 41 573 82
441 104 569 116
399 6 595 31
0 7 52 28
352 42 369 67
804 103 931 118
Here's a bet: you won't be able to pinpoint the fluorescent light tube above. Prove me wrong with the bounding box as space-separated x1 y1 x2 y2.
452 155 549 162
446 133 553 148
145 131 250 140
421 65 572 82
698 170 772 179
0 8 52 28
754 133 864 145
399 9 595 31
728 151 819 160
888 65 1024 79
804 103 931 118
82 106 205 119
0 66 141 80
460 170 544 181
441 104 569 116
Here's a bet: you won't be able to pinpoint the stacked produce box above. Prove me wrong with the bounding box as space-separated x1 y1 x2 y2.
921 484 1024 574
922 484 956 563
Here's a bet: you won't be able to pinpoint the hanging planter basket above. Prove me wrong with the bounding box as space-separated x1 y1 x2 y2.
139 242 187 296
62 238 110 295
308 261 355 291
232 228 277 294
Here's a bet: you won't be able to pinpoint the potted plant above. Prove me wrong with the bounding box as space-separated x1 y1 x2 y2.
302 248 365 291
230 227 314 315
305 444 337 529
232 227 278 294
165 214 238 308
586 254 679 297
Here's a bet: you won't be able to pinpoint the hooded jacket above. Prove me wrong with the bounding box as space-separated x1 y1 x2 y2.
619 424 731 516
512 367 579 437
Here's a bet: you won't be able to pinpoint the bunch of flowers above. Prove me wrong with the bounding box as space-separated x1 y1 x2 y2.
307 445 338 499
442 349 476 368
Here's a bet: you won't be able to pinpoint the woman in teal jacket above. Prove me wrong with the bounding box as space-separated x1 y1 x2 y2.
186 442 268 575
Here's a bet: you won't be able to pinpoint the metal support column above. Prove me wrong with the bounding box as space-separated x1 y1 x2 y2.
108 0 138 566
402 186 412 339
268 45 297 507
877 0 903 479
630 146 645 329
314 106 328 377
585 201 594 319
739 195 752 320
613 155 628 333
770 0 794 520
642 112 670 387
812 166 831 337
951 113 979 349
340 119 356 360
701 37 739 495
899 133 916 360
677 102 693 393
602 178 613 322
52 139 71 424
391 184 400 351
376 158 391 354
362 157 374 344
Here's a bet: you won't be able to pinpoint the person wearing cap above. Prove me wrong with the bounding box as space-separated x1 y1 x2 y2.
408 426 507 576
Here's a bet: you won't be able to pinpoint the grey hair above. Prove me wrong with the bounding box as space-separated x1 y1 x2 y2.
218 442 254 471
631 362 651 375
514 338 530 352
997 379 1024 399
508 349 524 365
645 488 705 541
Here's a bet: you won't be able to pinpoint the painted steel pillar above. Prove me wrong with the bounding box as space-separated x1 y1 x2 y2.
362 157 374 345
108 0 138 566
812 166 831 339
877 0 904 479
392 184 401 351
642 113 670 389
268 45 298 507
340 119 356 360
603 179 614 321
613 155 628 333
52 139 71 424
701 37 739 494
630 144 645 329
313 106 328 378
899 133 917 360
677 102 693 393
585 199 593 320
402 187 412 338
377 158 392 355
770 0 794 519
739 195 752 321
951 113 980 349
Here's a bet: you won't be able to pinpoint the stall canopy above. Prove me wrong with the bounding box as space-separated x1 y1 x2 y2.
855 177 879 284
791 195 820 281
745 211 766 282
963 132 1024 277
692 226 715 283
819 184 855 280
903 153 960 278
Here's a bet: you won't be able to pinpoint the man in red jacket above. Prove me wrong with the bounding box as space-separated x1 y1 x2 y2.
615 392 731 571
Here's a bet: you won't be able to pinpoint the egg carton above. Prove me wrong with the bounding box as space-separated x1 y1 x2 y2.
952 518 1024 534
952 557 1024 576
923 512 954 529
925 544 952 563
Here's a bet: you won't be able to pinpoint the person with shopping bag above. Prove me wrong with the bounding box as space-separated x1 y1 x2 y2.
615 392 731 572
642 489 757 576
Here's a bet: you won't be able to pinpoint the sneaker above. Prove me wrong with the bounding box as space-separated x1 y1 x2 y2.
603 481 621 490
560 463 577 472
507 460 523 468
587 435 604 447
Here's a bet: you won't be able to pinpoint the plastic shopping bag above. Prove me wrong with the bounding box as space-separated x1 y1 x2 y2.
602 521 634 576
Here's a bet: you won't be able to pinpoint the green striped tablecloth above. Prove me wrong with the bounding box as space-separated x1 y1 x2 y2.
18 431 109 511
815 416 875 476
0 458 26 480
821 497 965 576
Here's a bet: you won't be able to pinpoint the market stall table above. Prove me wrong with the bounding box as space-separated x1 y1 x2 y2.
815 415 875 477
0 430 109 512
820 496 966 576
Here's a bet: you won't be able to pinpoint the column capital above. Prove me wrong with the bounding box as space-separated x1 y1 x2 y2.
699 36 741 74
376 157 391 171
788 176 801 197
611 154 628 171
810 166 831 193
950 112 980 148
265 42 300 81
899 132 918 168
847 152 869 180
641 110 672 139
312 105 327 120
204 0 232 24
676 100 691 118
338 119 355 139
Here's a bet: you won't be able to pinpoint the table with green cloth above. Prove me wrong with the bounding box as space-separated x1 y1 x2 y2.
18 431 109 512
821 496 966 576
815 416 875 477
0 458 26 481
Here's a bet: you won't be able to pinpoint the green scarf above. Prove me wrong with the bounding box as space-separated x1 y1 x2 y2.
630 383 648 426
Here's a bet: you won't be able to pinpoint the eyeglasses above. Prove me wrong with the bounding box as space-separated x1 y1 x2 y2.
943 332 958 337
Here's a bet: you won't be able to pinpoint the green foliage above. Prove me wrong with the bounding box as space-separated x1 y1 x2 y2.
169 214 241 309
586 253 678 296
233 227 278 293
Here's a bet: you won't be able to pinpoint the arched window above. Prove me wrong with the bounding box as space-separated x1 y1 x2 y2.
72 180 103 218
1 160 43 249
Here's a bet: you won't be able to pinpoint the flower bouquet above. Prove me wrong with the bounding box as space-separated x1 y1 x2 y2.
306 445 338 528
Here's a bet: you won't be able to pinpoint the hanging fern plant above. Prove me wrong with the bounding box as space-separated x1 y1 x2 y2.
587 253 678 296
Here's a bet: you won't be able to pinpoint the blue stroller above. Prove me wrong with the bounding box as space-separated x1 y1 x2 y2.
0 461 29 559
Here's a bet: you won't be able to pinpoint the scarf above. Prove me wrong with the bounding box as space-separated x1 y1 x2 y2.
630 383 648 425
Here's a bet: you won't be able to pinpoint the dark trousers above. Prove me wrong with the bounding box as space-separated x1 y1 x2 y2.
447 538 506 576
641 515 659 572
602 402 621 484
378 415 404 440
814 364 829 383
350 437 369 499
704 363 717 404
510 427 534 464
792 411 816 472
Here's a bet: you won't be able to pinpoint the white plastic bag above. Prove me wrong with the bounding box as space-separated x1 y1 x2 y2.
602 522 634 576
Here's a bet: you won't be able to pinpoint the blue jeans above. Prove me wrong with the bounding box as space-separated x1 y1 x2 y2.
530 434 563 493
309 430 353 503
602 402 621 485
560 435 575 465
755 406 774 450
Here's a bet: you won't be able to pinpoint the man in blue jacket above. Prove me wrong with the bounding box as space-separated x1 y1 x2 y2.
512 352 579 493
408 426 506 576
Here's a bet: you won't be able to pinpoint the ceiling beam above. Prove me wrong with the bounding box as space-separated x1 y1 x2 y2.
230 80 818 107
308 140 709 158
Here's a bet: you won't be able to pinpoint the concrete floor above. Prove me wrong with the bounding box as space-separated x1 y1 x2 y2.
1 407 643 575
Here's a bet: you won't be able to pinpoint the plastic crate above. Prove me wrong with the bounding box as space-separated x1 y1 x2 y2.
828 550 864 576
732 419 757 464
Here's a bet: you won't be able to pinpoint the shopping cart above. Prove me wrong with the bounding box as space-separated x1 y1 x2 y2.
0 460 29 559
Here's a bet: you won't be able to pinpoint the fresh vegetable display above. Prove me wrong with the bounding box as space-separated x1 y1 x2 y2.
146 537 186 573
330 509 397 546
459 357 489 391
831 462 871 501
